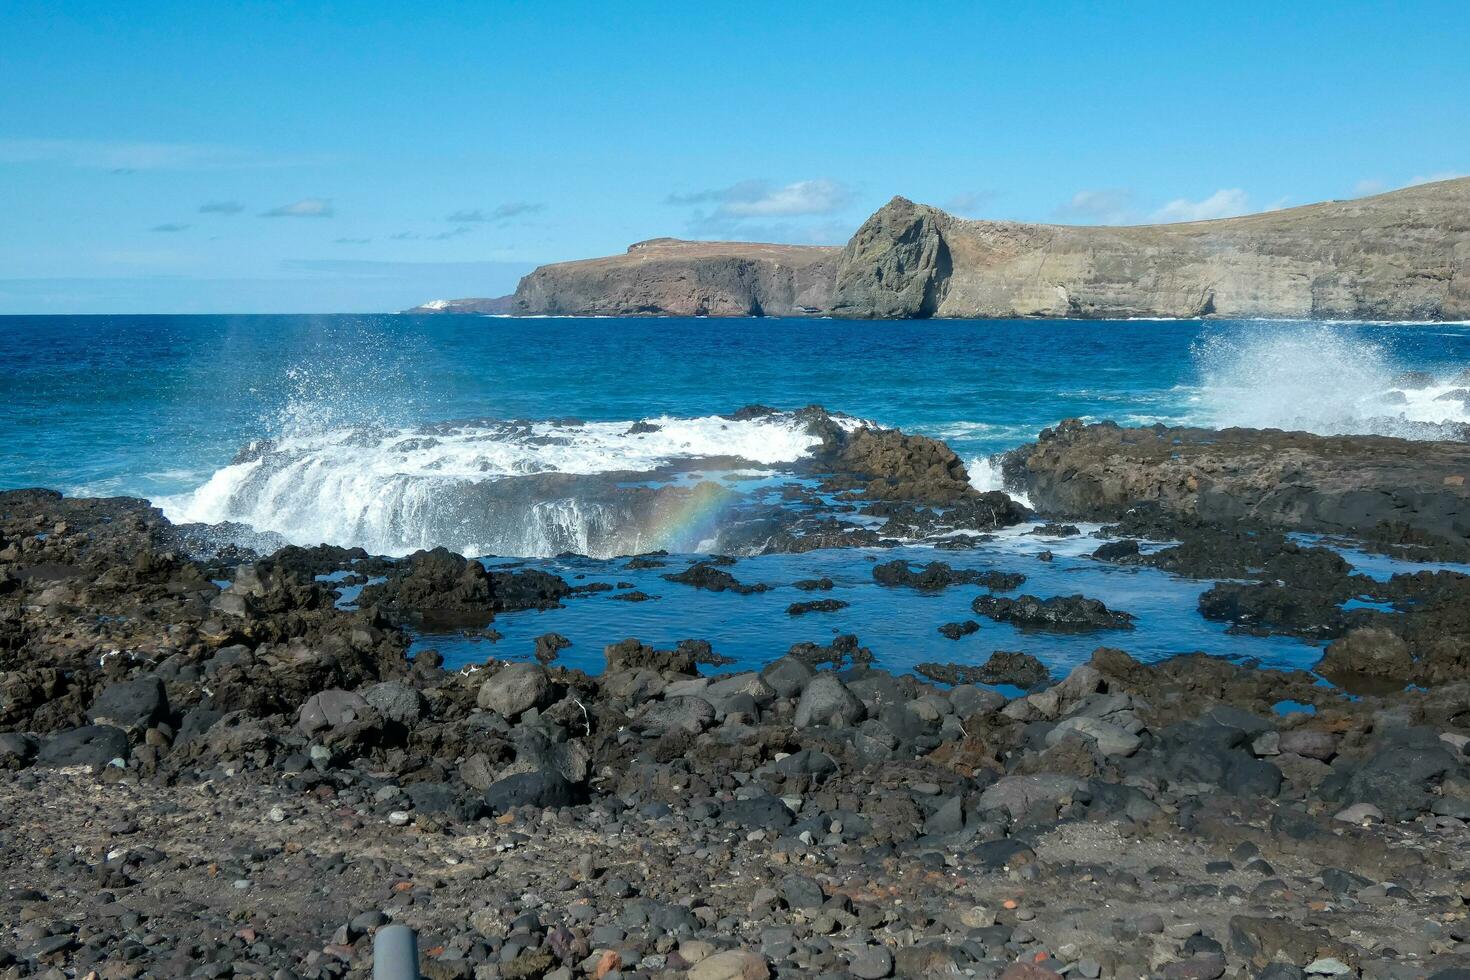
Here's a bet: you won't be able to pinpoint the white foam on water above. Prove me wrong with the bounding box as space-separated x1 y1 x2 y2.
1193 324 1470 438
158 413 853 556
966 454 1032 509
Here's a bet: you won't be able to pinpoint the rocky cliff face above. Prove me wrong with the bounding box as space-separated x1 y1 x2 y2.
510 238 840 317
500 177 1470 320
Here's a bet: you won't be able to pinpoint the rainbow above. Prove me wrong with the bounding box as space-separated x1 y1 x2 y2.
633 479 742 554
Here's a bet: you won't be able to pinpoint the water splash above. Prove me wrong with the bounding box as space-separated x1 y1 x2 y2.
1192 324 1469 438
159 414 840 557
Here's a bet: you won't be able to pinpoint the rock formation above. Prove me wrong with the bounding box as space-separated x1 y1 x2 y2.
482 177 1470 320
510 238 840 316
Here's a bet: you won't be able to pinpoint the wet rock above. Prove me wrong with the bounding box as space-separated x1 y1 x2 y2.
937 620 980 640
972 593 1135 631
1318 627 1413 681
916 650 1049 689
662 562 770 594
787 599 849 616
872 559 1024 592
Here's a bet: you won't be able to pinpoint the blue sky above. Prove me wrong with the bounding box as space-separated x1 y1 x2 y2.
2 0 1466 313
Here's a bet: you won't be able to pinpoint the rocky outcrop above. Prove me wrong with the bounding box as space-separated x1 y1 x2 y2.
829 197 951 317
1002 419 1470 552
403 295 515 315
511 238 840 316
503 178 1470 320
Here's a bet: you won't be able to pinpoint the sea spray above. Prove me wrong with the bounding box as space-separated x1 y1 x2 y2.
159 414 843 557
1192 323 1470 438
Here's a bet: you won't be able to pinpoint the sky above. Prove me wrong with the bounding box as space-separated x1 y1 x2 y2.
1 0 1467 314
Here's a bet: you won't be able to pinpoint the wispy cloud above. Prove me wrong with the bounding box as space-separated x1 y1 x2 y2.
334 237 371 245
1053 188 1140 225
0 138 322 172
199 200 245 214
150 223 190 233
391 226 474 241
447 202 545 223
667 178 856 242
1151 188 1252 223
668 178 853 218
261 198 334 218
1407 171 1465 187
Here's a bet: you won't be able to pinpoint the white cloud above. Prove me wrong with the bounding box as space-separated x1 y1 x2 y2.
1151 188 1251 223
261 198 335 218
668 178 854 218
199 200 246 214
1053 188 1139 225
1354 179 1388 197
1406 171 1465 187
448 202 545 223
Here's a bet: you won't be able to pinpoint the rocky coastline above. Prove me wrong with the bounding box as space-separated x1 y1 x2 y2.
419 178 1470 322
4 417 1470 979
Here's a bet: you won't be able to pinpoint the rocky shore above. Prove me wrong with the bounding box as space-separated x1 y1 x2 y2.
418 178 1470 321
4 417 1470 979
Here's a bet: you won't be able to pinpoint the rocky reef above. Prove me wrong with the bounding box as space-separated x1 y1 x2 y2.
485 178 1470 321
5 408 1470 978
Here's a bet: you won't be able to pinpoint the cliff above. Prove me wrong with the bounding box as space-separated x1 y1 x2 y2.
510 238 841 317
833 178 1470 320
488 177 1470 320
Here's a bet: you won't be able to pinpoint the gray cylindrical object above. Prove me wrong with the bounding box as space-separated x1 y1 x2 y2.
372 923 420 980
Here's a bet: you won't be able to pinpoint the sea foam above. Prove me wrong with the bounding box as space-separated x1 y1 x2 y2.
159 414 845 557
1192 324 1469 438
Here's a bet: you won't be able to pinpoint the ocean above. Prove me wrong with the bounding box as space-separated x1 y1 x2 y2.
4 314 1470 678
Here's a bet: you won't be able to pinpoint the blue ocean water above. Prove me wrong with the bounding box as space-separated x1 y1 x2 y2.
4 314 1469 678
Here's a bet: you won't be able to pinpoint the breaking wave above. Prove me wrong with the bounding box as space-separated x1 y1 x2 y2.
159 414 843 558
1192 324 1470 439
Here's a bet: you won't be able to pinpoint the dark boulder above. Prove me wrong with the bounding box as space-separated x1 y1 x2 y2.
971 594 1135 632
36 725 129 769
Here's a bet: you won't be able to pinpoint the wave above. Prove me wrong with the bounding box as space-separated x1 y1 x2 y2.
158 414 845 558
1192 324 1470 439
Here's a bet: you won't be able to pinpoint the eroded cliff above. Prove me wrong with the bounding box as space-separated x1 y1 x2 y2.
499 177 1470 320
510 238 840 317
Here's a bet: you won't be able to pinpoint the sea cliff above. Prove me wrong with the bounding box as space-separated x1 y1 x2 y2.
413 178 1470 320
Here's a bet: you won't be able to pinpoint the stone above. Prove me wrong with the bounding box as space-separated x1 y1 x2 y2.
483 768 581 813
87 677 166 731
296 689 372 735
36 725 129 769
362 681 425 726
780 874 824 909
687 948 770 980
847 944 894 979
477 663 553 718
793 675 865 729
1333 803 1384 824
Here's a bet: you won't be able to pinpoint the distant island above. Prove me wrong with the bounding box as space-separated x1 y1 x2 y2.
410 177 1470 321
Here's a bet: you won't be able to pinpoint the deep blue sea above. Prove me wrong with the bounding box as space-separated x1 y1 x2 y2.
4 314 1469 679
